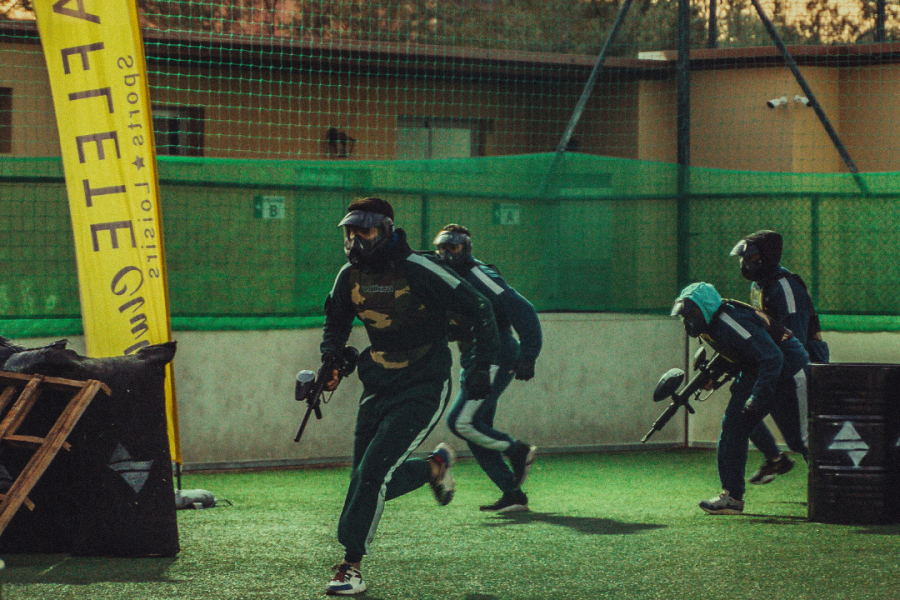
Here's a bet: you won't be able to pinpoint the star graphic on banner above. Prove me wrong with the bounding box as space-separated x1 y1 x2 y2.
133 155 145 170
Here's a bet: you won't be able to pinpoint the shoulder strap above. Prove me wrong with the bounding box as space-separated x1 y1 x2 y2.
723 298 756 313
722 298 794 344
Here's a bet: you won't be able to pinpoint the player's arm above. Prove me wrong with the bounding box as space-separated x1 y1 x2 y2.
320 265 356 358
407 254 500 367
472 265 542 379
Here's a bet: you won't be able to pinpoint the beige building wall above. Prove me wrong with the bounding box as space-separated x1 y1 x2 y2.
688 66 841 173
150 67 623 160
0 43 59 156
1 39 885 173
635 65 851 174
841 63 900 173
637 78 676 163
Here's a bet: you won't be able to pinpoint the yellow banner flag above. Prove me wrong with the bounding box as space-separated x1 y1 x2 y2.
34 0 181 463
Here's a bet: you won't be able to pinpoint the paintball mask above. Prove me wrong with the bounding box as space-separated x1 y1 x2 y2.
432 227 472 268
730 230 782 282
671 297 707 338
338 210 394 265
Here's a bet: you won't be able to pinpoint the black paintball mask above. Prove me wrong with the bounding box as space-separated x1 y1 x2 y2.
671 297 707 338
432 229 472 269
730 230 783 282
338 210 394 265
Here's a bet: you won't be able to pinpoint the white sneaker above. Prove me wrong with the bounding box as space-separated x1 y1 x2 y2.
326 563 367 596
699 491 744 515
427 443 455 506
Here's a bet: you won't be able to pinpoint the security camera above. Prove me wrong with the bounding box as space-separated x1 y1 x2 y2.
794 95 812 107
767 96 788 108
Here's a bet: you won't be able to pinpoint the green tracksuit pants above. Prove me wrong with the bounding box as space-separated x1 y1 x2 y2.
338 376 451 562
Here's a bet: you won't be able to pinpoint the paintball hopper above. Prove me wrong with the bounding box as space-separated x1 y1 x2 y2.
653 346 709 402
295 370 316 402
293 346 360 443
653 368 685 402
642 346 732 443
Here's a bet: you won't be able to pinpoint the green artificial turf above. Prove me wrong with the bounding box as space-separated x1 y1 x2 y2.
4 449 900 600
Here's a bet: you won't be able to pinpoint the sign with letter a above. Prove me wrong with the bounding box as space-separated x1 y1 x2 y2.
34 0 181 463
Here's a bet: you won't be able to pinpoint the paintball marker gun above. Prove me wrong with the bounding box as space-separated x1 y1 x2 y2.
641 345 735 443
294 346 359 443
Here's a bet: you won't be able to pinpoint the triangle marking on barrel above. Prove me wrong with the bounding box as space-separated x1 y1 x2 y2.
828 422 869 467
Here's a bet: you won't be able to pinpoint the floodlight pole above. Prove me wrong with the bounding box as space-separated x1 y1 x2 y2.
539 0 636 197
708 0 718 48
749 0 870 195
676 0 692 294
876 0 886 42
677 0 693 448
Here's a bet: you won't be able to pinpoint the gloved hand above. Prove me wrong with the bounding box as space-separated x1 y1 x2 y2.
742 395 765 420
465 365 493 399
512 359 535 381
321 351 344 391
321 350 343 367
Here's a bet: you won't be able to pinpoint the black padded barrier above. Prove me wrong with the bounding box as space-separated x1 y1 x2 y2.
0 339 179 557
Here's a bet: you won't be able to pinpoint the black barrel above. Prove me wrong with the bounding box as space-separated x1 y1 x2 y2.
808 363 900 525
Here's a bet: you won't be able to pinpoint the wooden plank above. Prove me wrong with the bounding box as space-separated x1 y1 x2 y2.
0 375 43 440
0 494 34 511
0 379 106 536
4 435 70 452
0 385 16 416
0 371 111 396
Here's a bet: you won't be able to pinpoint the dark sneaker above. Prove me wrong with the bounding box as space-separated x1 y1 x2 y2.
749 453 795 485
326 563 367 596
427 443 455 506
699 491 744 515
480 489 529 513
508 443 537 488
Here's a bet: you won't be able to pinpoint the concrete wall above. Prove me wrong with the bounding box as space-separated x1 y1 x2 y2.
20 314 684 469
18 315 898 469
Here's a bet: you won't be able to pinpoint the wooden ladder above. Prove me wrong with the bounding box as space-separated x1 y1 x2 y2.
0 371 111 537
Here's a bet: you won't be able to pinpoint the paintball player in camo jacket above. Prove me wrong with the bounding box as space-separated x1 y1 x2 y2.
432 224 542 513
318 197 499 597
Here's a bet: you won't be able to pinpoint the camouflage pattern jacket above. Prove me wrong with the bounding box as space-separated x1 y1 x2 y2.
321 229 499 390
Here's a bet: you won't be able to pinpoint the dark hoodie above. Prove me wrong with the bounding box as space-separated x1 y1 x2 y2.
740 230 783 283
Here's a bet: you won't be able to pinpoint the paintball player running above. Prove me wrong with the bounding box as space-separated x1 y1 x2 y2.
671 282 809 515
433 224 542 512
317 197 499 596
730 230 828 485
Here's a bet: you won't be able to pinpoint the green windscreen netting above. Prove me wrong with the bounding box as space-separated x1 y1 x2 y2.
1 0 900 336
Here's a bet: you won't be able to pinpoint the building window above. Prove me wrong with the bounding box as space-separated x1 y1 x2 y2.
397 116 491 159
152 105 204 156
0 88 12 154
